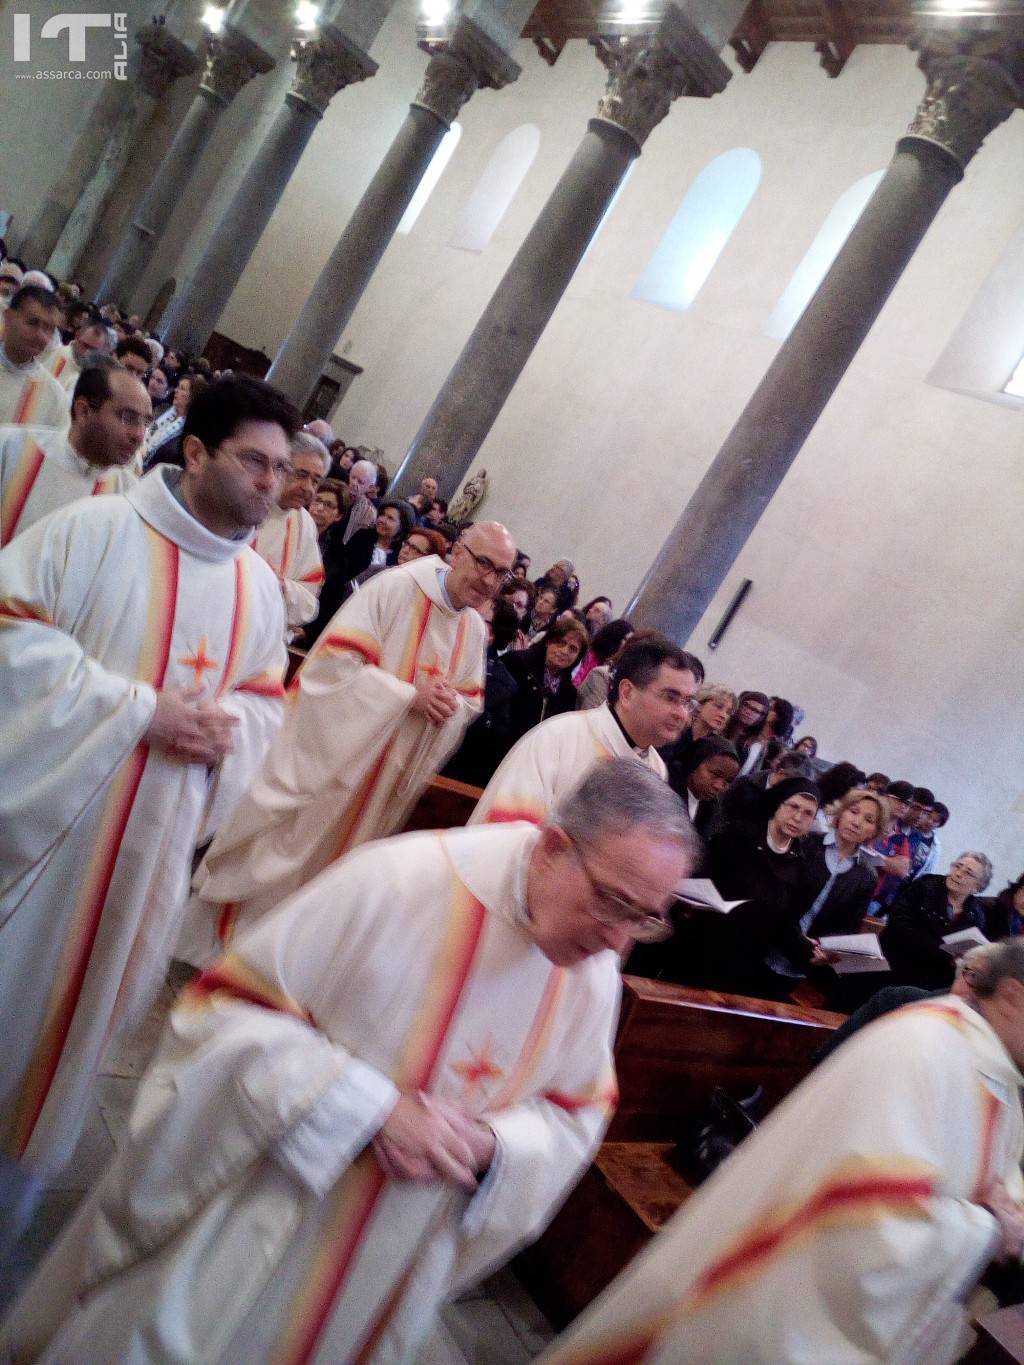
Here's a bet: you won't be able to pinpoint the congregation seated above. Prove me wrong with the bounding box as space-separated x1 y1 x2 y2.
799 786 889 940
504 616 589 743
142 372 206 471
717 748 815 825
309 476 348 552
534 557 577 612
346 497 415 586
441 597 520 786
881 853 993 989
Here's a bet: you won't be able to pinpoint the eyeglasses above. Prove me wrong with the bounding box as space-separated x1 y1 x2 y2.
402 540 430 558
92 402 149 432
217 446 294 481
460 543 515 589
646 686 694 708
564 835 673 943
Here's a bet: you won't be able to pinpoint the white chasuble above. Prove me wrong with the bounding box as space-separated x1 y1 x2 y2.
0 424 136 544
472 702 668 826
251 504 324 633
0 466 287 1176
539 995 1024 1365
3 823 620 1365
47 343 81 394
0 357 68 430
192 554 485 950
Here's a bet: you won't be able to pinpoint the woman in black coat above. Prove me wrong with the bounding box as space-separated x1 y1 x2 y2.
629 777 822 1000
983 871 1024 940
503 618 588 744
881 853 993 990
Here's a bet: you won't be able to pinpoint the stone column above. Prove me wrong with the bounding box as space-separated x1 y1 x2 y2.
266 15 521 405
391 0 739 499
627 30 1023 640
96 26 275 309
160 20 383 357
47 19 200 282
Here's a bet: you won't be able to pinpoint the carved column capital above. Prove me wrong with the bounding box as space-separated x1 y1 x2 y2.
903 33 1022 171
135 17 200 100
590 2 731 152
414 16 521 127
288 28 377 117
200 26 275 107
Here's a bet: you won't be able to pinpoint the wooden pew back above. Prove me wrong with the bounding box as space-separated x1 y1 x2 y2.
400 775 483 833
607 976 845 1141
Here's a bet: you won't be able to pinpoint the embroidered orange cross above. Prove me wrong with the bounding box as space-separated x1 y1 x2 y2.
179 637 219 689
452 1040 504 1101
418 655 447 683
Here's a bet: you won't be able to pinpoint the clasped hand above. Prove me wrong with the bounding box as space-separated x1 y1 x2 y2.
373 1092 496 1193
411 676 459 726
146 687 238 766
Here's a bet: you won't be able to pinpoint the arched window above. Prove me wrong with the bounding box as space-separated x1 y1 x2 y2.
450 124 540 253
765 170 885 339
631 148 761 314
396 123 462 235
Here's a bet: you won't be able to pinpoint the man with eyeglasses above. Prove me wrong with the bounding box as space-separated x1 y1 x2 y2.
0 356 147 545
4 762 698 1365
472 634 704 826
0 374 299 1179
250 430 328 640
47 305 112 395
191 520 517 956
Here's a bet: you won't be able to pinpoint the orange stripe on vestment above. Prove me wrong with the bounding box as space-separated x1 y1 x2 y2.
315 629 381 668
236 672 285 698
217 557 249 696
548 1160 939 1365
325 590 434 863
0 597 53 625
180 953 315 1025
280 512 294 577
1 435 45 542
10 529 179 1154
216 901 240 947
13 377 43 426
271 872 487 1365
483 803 546 826
300 565 325 585
488 968 565 1108
544 1073 619 1119
50 353 67 380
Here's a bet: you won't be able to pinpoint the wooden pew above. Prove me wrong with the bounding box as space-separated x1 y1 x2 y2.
965 1306 1024 1362
516 976 844 1328
400 775 482 833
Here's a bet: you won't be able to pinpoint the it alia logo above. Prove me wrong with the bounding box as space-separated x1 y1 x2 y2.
13 12 128 78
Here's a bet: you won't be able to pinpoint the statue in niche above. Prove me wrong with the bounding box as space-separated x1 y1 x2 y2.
449 469 488 525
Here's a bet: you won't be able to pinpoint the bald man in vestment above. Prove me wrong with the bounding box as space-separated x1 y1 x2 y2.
191 521 517 952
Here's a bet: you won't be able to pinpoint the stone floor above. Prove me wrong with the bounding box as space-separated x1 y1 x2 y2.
0 979 555 1362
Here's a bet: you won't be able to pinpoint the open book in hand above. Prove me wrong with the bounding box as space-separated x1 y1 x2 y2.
675 878 749 915
817 933 891 975
942 926 989 958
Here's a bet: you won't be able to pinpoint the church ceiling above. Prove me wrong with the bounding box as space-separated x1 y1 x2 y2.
522 0 913 75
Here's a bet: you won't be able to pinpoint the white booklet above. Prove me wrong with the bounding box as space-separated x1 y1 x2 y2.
818 932 891 975
674 878 749 915
942 926 989 958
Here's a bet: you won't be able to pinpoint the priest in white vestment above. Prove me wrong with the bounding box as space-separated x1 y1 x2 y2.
0 287 67 429
539 965 1024 1365
191 520 516 951
250 431 329 636
2 761 698 1365
0 359 147 544
0 375 301 1177
47 310 112 394
473 636 703 825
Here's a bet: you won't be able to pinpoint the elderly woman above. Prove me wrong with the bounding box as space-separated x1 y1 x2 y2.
504 616 588 743
881 851 994 991
396 525 447 566
142 372 205 471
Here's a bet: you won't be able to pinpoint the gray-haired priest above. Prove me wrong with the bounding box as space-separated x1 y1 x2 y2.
3 761 698 1364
